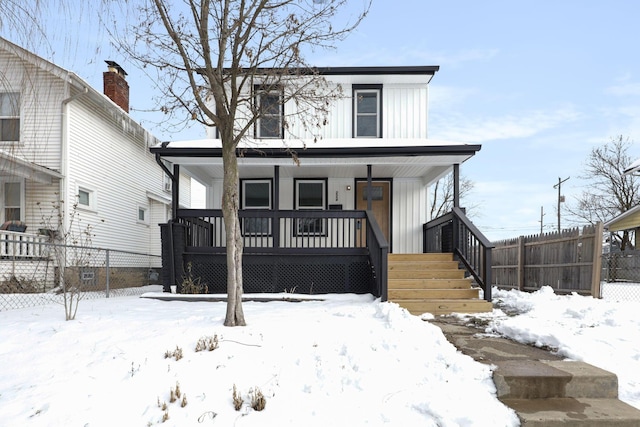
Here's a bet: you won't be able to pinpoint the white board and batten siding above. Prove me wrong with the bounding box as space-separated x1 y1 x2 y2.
392 179 427 254
64 97 179 255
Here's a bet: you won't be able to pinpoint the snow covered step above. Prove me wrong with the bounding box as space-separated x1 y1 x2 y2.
500 398 640 427
493 360 618 399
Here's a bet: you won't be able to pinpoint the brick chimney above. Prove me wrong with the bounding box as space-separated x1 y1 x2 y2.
103 60 129 112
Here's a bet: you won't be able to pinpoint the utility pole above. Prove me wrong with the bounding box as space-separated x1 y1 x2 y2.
553 177 570 231
539 206 545 235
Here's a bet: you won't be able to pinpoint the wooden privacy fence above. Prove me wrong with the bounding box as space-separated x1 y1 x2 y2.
491 223 603 296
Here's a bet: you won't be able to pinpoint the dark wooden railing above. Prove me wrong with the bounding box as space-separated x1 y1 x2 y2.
173 208 388 297
423 207 493 301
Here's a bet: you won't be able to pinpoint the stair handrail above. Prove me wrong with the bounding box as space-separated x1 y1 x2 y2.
423 207 493 302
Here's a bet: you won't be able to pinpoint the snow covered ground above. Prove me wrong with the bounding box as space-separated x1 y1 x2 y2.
0 285 638 426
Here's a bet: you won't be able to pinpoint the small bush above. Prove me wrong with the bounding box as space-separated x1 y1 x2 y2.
179 262 209 294
250 387 266 411
195 335 219 352
181 394 187 408
232 384 244 411
164 346 183 361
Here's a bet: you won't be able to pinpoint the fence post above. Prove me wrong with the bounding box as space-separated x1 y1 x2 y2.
591 222 603 298
517 236 525 291
105 249 110 298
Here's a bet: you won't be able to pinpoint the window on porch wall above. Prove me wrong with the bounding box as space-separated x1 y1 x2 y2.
295 179 326 236
241 179 271 235
3 181 22 221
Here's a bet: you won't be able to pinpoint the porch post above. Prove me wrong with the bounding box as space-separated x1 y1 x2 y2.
453 163 460 209
366 164 373 211
172 164 180 219
273 166 280 248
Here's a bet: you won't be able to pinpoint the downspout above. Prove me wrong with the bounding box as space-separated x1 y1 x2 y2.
61 77 89 233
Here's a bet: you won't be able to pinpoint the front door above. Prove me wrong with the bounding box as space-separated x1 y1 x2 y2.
356 180 391 249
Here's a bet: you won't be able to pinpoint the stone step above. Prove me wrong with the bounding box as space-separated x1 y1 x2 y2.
500 398 640 427
396 299 493 315
388 288 480 300
493 360 618 399
388 278 473 289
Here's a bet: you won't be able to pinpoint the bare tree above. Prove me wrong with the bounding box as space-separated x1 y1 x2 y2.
113 0 370 326
429 173 476 219
567 136 640 249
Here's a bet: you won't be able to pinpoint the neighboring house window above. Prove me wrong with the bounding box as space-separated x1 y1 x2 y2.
0 93 20 142
255 86 283 139
241 179 272 235
2 180 23 221
295 179 326 235
137 205 149 224
353 85 382 138
77 186 96 211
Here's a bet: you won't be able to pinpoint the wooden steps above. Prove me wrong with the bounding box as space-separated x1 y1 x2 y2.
388 253 492 316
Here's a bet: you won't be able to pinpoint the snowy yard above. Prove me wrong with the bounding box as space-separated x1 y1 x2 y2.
0 285 639 426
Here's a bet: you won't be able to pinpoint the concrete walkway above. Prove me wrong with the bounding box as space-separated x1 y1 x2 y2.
429 316 640 427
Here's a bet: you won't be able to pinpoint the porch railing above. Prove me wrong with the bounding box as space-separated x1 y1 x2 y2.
172 208 388 298
176 209 374 253
0 231 50 258
423 207 493 301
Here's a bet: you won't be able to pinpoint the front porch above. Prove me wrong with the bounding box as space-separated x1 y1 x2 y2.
160 205 493 313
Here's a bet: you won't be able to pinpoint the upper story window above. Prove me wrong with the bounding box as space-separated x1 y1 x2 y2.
0 93 20 142
353 85 382 138
255 86 283 139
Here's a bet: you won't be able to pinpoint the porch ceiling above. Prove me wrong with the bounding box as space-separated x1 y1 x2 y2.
154 138 480 185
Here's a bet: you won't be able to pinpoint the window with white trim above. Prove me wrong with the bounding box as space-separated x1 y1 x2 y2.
137 205 149 224
241 179 272 235
2 180 23 222
77 186 96 211
255 87 283 139
162 159 172 192
0 93 20 142
295 179 326 235
353 85 381 138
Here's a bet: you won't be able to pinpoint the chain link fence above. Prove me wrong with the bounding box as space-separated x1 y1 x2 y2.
0 237 162 311
600 251 640 302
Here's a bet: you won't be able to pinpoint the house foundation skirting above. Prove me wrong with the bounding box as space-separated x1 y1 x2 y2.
172 253 375 295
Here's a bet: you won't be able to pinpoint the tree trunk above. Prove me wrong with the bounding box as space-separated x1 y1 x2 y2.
222 143 246 326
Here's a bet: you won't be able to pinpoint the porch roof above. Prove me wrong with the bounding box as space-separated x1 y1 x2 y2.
604 205 640 232
0 149 63 184
151 138 481 184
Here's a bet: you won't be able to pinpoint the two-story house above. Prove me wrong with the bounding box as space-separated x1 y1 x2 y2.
0 36 192 289
152 66 493 315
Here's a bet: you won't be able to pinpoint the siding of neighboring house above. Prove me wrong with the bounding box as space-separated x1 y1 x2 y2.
64 95 175 255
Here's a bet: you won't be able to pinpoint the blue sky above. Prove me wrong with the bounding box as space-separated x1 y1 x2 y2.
4 0 640 241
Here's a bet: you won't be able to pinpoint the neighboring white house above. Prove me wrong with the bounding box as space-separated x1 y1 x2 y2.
152 66 492 307
0 37 192 287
